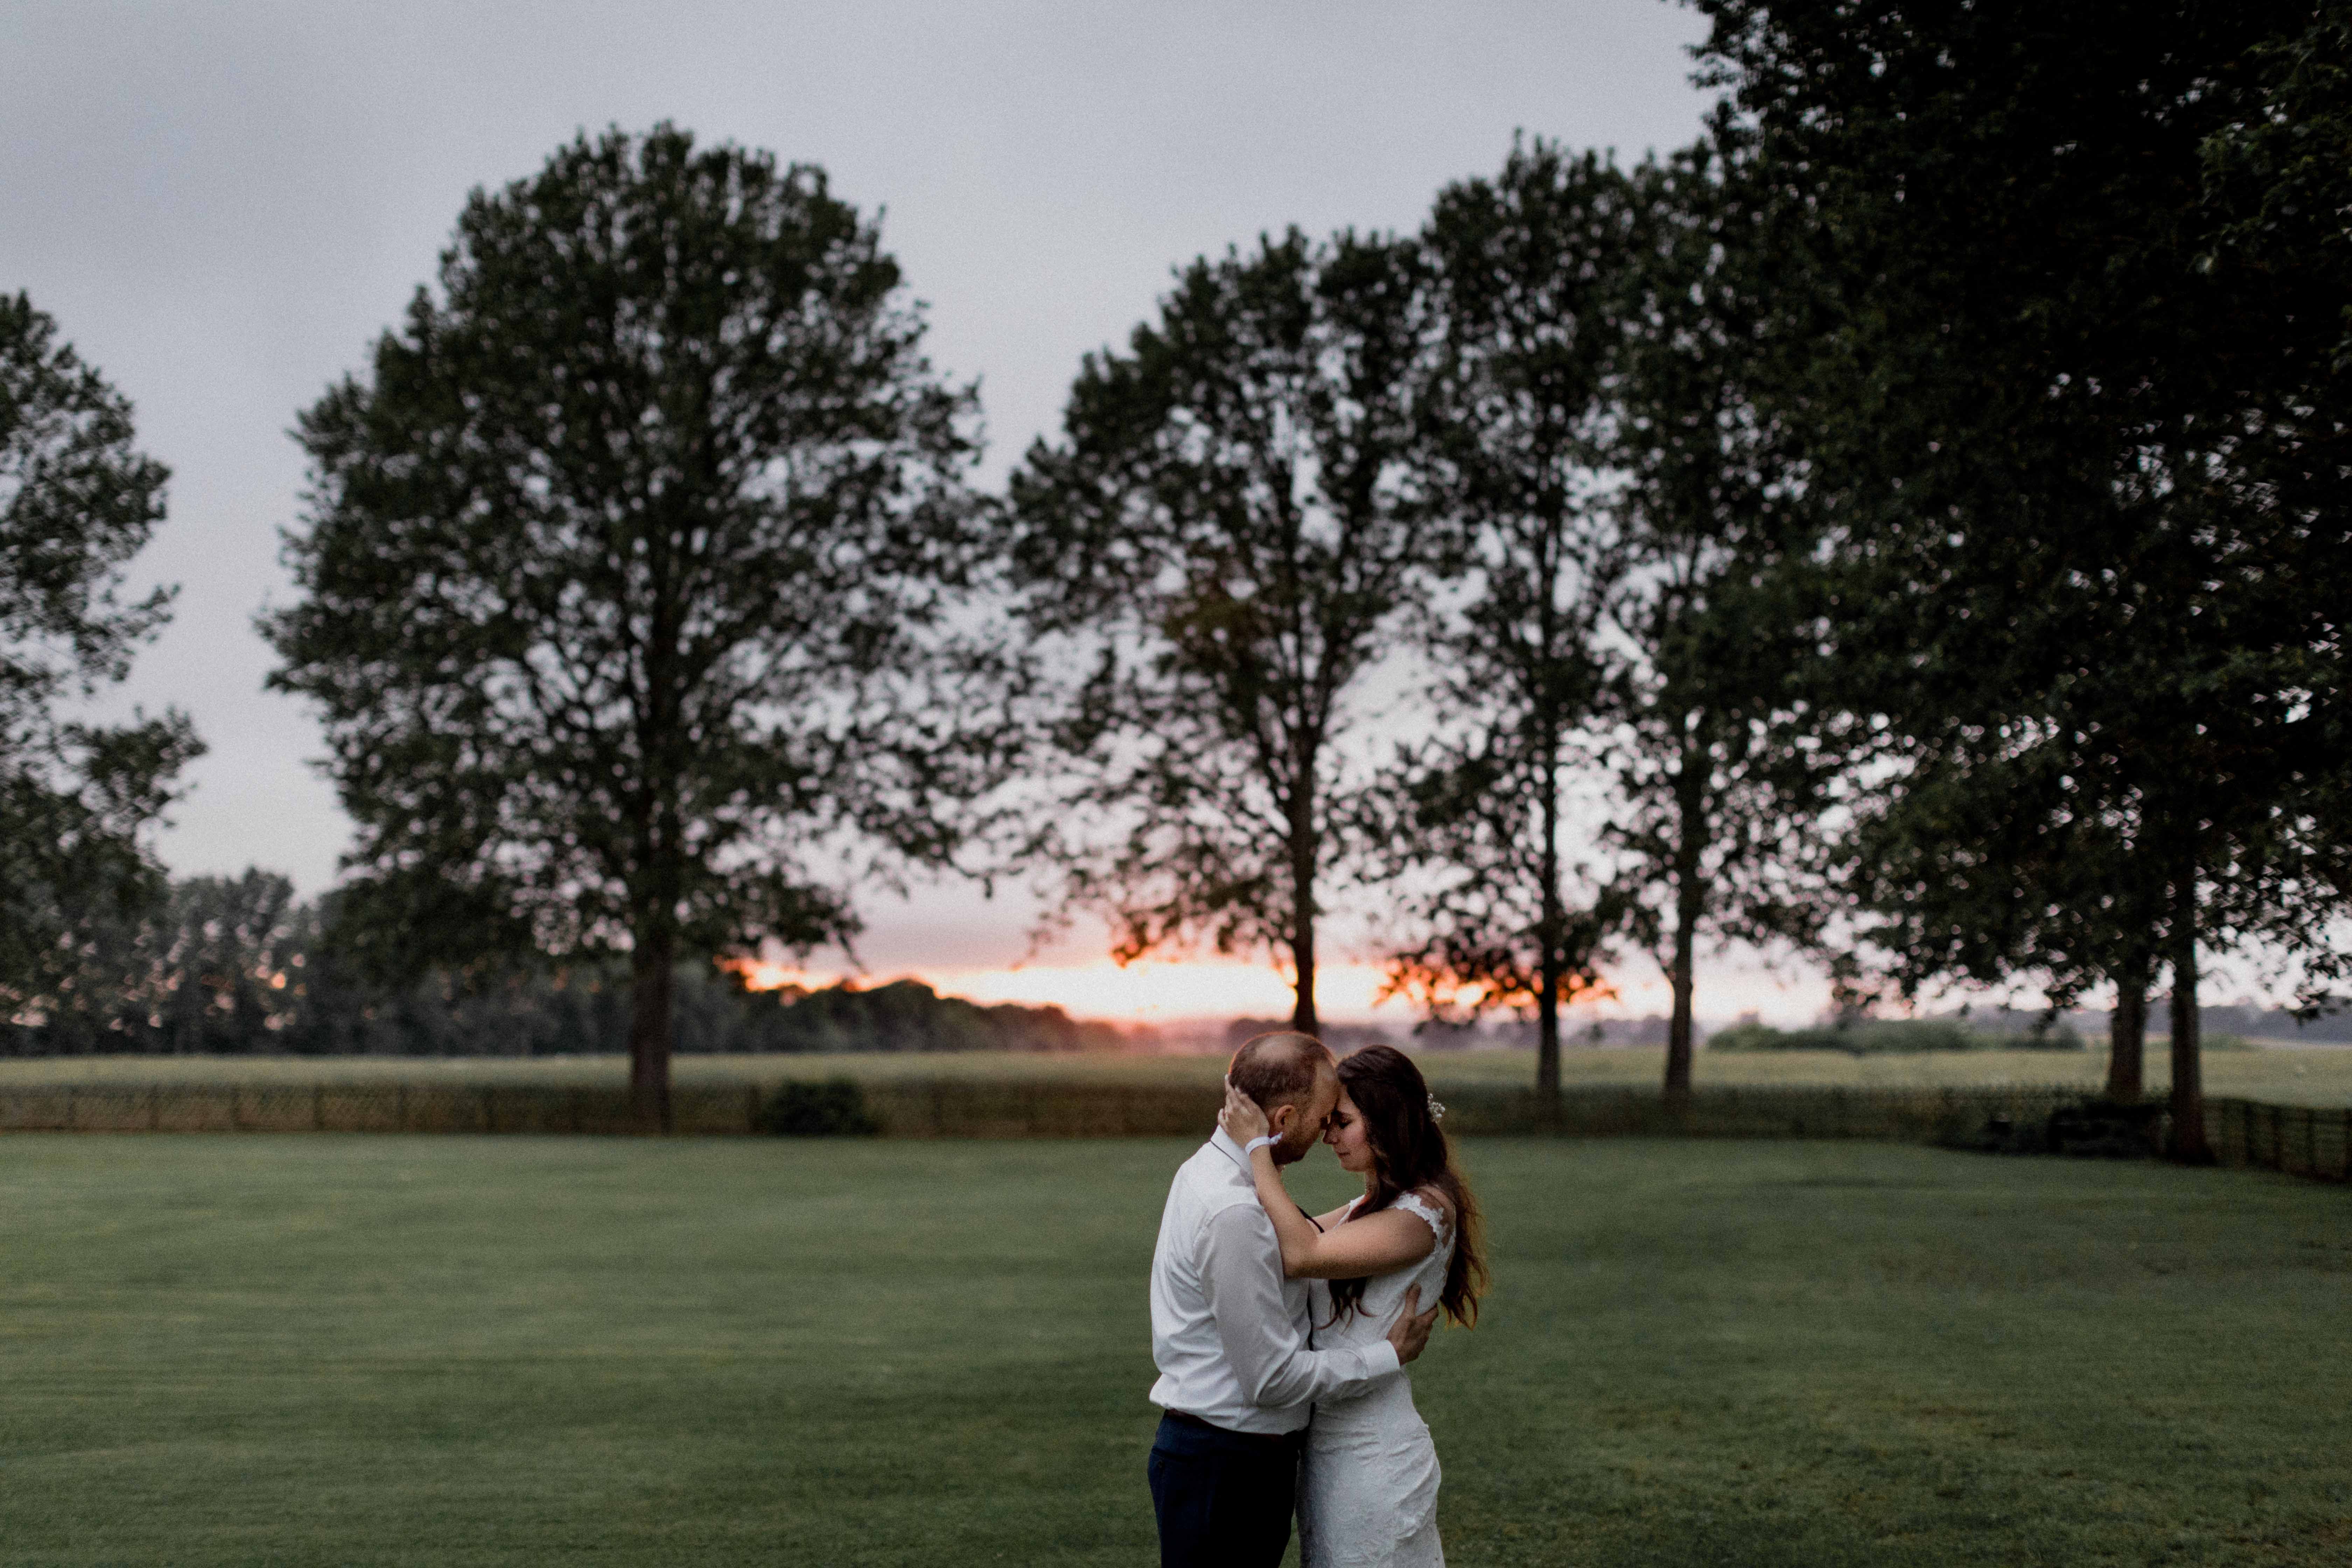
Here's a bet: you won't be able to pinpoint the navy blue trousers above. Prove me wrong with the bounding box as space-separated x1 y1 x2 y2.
1146 1411 1304 1568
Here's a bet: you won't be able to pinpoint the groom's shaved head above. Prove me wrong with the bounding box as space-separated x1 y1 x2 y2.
1229 1031 1334 1112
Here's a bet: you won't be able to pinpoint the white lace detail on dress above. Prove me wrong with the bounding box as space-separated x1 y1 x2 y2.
1392 1190 1449 1243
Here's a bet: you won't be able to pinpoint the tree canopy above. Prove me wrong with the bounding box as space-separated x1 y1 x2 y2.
1372 141 1635 1099
0 292 201 1017
265 125 1003 1122
1693 0 2352 1154
1006 227 1443 1034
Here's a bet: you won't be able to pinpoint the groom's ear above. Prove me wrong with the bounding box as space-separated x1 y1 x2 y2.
1265 1100 1296 1137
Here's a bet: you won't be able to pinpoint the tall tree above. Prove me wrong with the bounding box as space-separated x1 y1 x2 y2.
1006 230 1440 1034
1596 147 1821 1108
265 126 999 1125
0 292 202 1018
1374 142 1636 1099
1693 0 2350 1159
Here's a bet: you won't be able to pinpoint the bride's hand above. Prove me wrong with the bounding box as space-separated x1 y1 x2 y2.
1219 1080 1271 1144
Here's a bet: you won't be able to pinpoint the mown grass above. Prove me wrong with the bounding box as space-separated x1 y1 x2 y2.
0 1136 2345 1566
6 1041 2350 1105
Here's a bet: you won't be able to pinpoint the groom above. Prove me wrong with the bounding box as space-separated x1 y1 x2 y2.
1146 1031 1437 1568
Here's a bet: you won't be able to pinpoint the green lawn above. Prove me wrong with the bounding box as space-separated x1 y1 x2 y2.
1 1136 2346 1566
6 1040 2351 1105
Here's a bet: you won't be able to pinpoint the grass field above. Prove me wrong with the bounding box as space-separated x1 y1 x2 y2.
1 1136 2346 1566
6 1041 2350 1105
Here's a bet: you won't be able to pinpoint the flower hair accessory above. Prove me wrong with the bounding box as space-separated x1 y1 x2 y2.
1426 1093 1447 1124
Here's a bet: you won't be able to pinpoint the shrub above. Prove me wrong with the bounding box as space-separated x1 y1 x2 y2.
1705 1018 2085 1055
756 1079 878 1136
1704 1021 1784 1052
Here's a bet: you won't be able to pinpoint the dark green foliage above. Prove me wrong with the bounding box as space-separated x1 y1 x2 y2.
1708 1018 2085 1055
763 978 1125 1055
17 870 304 1054
754 1077 878 1135
0 293 202 1015
262 125 1001 1119
1954 1096 2164 1159
1006 228 1442 1034
2 870 1125 1057
1691 0 2352 1154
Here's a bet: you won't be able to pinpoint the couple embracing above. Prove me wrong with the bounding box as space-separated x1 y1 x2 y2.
1147 1033 1488 1567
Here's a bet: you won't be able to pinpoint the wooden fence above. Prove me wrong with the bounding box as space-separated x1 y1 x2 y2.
0 1078 2076 1142
0 1079 2339 1181
0 1082 763 1136
2207 1095 2352 1183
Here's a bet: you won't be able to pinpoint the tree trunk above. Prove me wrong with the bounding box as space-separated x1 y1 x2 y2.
1286 875 1318 1039
1289 927 1319 1037
1662 745 1705 1110
2105 959 2147 1102
1287 788 1320 1038
1535 738 1563 1104
629 926 676 1133
1536 947 1562 1104
2165 861 2212 1164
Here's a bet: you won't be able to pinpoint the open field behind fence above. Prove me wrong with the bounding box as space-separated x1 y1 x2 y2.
2 1078 2344 1183
2 1135 2347 1568
4 1041 2351 1101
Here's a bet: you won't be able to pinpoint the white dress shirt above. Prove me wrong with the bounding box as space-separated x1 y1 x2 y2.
1148 1127 1403 1434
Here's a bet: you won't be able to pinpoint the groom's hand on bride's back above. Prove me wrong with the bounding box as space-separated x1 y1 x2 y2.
1386 1284 1441 1366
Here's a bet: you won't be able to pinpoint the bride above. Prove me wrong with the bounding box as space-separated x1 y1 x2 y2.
1218 1044 1487 1568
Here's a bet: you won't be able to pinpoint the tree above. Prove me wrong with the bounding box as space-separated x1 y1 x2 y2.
1005 229 1441 1035
0 292 202 1021
1692 0 2351 1159
22 869 307 1056
1373 142 1636 1099
1594 146 1822 1108
264 126 998 1125
1836 737 2169 1100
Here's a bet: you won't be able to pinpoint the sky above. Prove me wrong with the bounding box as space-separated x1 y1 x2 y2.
4 0 1857 1026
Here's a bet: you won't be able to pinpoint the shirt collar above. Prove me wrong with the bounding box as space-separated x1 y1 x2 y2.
1209 1125 1253 1172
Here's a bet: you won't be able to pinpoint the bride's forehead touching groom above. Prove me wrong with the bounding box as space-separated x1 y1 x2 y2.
1145 1031 1486 1568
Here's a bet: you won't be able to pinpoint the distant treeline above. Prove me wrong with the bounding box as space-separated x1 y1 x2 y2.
2 870 1130 1058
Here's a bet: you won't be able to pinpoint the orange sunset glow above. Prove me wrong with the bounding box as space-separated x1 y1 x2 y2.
725 954 1422 1023
723 949 1835 1029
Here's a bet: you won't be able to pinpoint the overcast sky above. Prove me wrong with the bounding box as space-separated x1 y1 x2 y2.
5 1 1842 1018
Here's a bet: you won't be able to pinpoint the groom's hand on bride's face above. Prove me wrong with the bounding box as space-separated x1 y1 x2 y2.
1386 1285 1441 1366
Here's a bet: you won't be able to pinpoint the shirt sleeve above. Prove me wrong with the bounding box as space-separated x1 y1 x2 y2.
1199 1201 1402 1408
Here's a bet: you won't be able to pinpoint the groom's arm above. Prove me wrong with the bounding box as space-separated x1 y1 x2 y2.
1200 1203 1402 1409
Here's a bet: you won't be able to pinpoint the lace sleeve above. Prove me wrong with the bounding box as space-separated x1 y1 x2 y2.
1392 1190 1450 1242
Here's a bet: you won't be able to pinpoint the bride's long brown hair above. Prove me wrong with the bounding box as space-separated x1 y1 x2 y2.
1326 1045 1487 1328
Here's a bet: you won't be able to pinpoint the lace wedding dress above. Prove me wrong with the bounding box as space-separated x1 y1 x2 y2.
1296 1190 1454 1568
